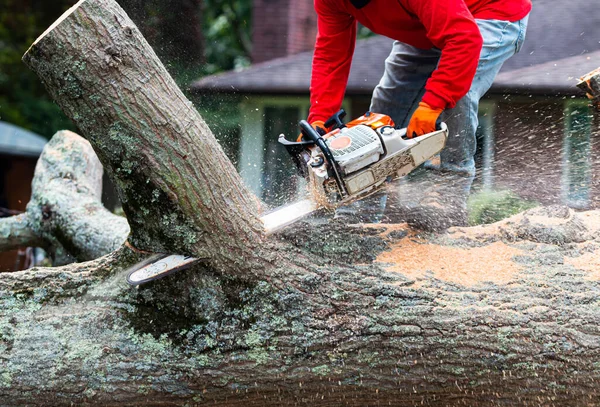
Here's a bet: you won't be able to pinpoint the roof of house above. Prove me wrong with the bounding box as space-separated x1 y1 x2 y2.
191 35 393 95
0 121 47 158
493 50 600 94
191 0 600 96
500 0 600 72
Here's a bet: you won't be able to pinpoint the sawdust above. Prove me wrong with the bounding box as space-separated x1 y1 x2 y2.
360 222 410 237
376 237 524 287
566 249 600 278
577 210 600 234
451 209 600 240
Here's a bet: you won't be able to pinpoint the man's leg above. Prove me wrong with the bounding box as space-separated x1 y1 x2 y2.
428 15 530 176
401 15 530 230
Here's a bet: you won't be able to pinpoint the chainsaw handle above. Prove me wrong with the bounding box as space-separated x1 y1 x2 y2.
299 120 324 145
299 120 335 165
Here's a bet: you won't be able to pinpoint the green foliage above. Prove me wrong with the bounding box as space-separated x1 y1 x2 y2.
0 0 253 136
202 0 252 75
467 188 538 226
0 0 76 137
357 24 375 40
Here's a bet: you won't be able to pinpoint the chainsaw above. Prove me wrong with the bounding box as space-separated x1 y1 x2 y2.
278 109 447 209
126 109 447 285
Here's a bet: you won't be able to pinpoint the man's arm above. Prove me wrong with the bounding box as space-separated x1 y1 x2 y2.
307 0 357 124
405 0 483 137
407 0 483 111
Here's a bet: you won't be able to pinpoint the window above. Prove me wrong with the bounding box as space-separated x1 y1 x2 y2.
239 96 351 207
562 102 593 209
474 101 496 189
262 106 303 206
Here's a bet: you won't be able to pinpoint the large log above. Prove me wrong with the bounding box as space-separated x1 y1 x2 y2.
3 0 600 405
2 206 600 406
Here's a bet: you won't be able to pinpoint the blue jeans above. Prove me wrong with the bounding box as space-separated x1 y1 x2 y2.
370 15 529 177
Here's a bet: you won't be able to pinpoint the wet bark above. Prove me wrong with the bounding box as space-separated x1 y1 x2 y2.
578 67 600 110
4 1 600 405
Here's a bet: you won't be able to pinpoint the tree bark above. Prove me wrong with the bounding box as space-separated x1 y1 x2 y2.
22 0 267 278
2 207 600 406
0 130 128 264
5 1 600 405
578 67 600 110
0 214 42 252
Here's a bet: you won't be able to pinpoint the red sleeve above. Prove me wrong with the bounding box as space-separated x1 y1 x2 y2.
406 0 483 110
307 0 356 124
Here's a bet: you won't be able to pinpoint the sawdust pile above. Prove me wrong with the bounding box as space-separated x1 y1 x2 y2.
373 207 600 286
376 236 523 287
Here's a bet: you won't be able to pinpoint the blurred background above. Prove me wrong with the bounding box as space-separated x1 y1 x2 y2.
0 0 599 270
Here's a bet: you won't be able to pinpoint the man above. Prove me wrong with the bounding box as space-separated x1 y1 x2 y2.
307 0 531 230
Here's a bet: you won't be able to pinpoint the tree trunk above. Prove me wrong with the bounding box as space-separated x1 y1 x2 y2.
22 0 267 278
2 206 600 406
4 0 600 405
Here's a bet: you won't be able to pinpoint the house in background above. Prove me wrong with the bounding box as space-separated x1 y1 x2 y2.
192 0 600 209
0 121 47 271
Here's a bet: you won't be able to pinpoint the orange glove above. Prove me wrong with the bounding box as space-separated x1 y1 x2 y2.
406 102 443 139
297 120 327 142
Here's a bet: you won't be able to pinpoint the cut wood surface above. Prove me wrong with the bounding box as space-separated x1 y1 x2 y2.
1 0 600 405
578 67 600 110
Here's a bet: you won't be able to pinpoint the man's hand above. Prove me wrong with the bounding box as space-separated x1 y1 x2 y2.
297 120 327 142
407 102 443 138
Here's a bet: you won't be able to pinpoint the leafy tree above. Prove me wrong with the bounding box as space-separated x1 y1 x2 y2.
202 0 252 74
117 0 205 86
1 0 254 137
0 0 76 137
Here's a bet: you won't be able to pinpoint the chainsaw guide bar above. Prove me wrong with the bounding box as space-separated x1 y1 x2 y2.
126 254 200 286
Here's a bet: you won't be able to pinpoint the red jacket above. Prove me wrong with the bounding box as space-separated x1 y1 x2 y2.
308 0 532 123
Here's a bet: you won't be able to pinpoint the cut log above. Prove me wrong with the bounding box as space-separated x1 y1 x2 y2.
5 0 600 405
578 67 600 110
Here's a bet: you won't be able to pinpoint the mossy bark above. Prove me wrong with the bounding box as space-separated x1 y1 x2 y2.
0 130 128 264
2 209 600 406
6 0 600 405
0 214 42 252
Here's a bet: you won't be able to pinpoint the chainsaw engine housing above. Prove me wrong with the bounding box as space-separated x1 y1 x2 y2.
278 110 448 208
306 112 448 207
